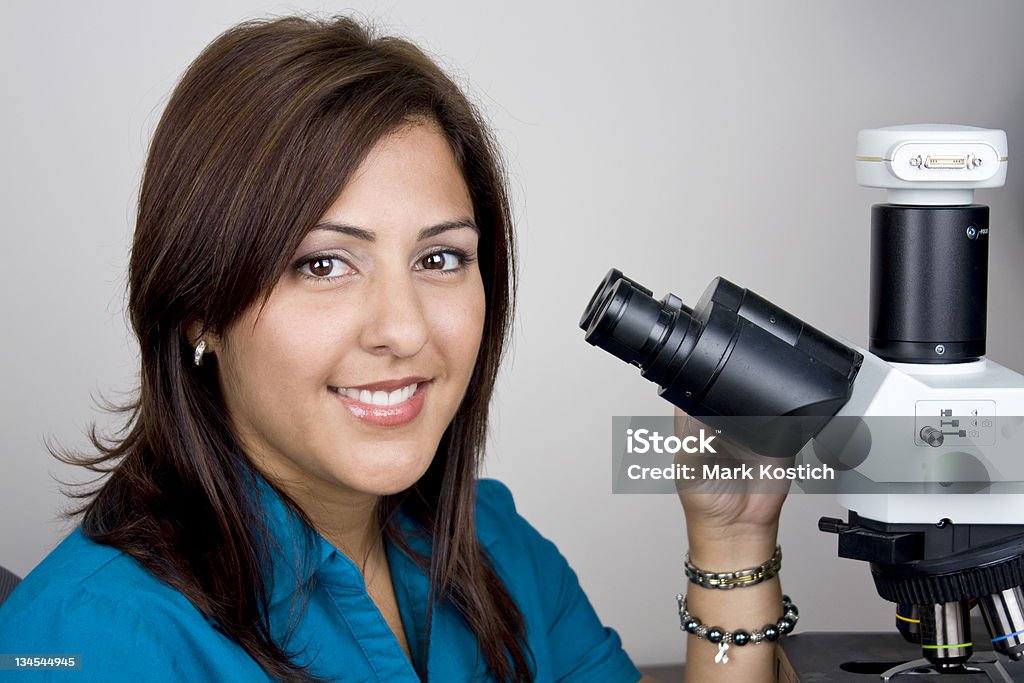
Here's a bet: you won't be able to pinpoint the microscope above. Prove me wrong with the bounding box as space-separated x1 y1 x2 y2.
580 125 1024 681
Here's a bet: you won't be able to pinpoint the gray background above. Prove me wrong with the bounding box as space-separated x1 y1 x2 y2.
4 0 1024 667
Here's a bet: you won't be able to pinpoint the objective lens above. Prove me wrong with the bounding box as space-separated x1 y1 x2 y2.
896 603 922 644
979 586 1024 660
920 601 972 672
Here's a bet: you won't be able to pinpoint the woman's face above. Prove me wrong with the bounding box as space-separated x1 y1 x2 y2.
213 122 485 500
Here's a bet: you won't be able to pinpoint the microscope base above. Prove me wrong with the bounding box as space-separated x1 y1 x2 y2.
778 630 1024 682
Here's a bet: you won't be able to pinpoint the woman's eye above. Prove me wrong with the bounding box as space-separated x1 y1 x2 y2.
417 251 463 272
299 256 351 279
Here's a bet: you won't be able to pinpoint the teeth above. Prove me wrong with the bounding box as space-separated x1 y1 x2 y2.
336 383 418 406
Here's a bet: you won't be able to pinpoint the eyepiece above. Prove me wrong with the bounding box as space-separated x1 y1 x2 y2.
579 268 652 332
581 278 677 368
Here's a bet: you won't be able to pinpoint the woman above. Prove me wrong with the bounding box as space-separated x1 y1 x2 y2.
0 15 786 683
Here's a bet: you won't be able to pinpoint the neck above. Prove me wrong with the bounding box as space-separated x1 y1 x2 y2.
254 459 384 569
296 481 383 567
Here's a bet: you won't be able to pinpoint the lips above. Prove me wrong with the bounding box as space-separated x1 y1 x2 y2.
328 377 429 427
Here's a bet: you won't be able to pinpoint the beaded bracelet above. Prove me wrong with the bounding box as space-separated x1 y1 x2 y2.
676 593 799 664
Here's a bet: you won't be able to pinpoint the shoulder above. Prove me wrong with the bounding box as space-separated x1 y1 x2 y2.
473 477 578 578
472 478 564 592
0 528 262 680
473 478 543 557
474 477 518 523
2 528 196 625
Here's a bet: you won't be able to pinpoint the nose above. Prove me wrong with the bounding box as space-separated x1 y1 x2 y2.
358 271 429 358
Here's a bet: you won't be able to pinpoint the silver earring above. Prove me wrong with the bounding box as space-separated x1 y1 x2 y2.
193 339 207 367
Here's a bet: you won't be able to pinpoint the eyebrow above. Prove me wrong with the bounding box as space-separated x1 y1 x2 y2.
311 218 479 242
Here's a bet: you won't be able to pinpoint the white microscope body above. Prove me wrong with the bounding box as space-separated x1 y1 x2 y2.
814 125 1024 678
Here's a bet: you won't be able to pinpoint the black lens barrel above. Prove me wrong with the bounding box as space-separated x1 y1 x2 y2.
870 204 989 363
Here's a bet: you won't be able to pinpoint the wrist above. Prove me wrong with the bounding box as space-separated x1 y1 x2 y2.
686 525 779 570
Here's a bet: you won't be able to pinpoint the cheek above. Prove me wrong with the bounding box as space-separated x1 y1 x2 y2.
219 307 345 410
432 284 487 368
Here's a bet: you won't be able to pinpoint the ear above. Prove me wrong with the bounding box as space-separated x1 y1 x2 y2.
185 319 220 355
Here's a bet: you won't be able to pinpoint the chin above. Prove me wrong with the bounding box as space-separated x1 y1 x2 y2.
337 448 436 497
349 475 425 498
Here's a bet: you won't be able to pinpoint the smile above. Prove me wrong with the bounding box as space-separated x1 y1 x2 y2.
331 383 418 407
328 379 429 427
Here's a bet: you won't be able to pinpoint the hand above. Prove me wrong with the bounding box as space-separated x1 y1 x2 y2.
674 408 788 566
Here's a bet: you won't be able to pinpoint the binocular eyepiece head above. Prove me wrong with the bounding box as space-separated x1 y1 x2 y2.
580 269 863 457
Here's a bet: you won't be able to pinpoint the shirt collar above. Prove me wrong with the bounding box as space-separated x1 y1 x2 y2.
250 473 336 607
250 473 504 607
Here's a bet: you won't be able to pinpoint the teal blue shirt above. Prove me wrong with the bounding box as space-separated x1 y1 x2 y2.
0 479 640 682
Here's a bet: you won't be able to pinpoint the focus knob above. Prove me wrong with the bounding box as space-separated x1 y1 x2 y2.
920 426 944 447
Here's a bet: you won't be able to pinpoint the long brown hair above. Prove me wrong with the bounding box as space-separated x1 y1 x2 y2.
59 16 529 682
